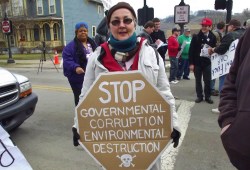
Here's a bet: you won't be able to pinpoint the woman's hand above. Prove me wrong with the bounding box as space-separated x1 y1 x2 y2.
221 124 231 135
171 129 181 148
76 67 85 74
72 127 80 146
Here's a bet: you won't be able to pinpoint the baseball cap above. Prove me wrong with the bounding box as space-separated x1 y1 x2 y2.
200 18 212 26
184 26 191 32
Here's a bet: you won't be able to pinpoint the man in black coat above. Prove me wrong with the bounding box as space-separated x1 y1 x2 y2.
150 18 168 62
189 18 217 104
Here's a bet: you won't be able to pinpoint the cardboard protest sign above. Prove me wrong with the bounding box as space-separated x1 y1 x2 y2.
176 41 187 59
76 71 172 170
0 126 32 170
211 39 238 79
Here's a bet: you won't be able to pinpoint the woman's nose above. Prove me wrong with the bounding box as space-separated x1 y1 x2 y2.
119 20 126 27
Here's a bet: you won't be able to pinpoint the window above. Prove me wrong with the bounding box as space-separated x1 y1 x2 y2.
53 24 60 40
49 0 56 14
43 24 51 41
97 5 102 14
33 25 40 41
19 25 26 41
37 0 43 15
10 35 15 47
92 26 96 37
0 5 2 17
12 0 24 16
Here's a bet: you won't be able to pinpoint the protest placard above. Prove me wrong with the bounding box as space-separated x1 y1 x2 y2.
176 41 187 59
76 71 172 170
0 126 32 170
211 39 239 79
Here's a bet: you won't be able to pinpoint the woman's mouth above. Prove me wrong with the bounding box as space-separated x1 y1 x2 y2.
119 32 127 36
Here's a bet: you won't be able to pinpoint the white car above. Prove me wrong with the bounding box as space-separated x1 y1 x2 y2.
0 67 38 131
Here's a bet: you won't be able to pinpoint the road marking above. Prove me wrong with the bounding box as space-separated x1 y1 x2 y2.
161 100 195 170
32 84 71 92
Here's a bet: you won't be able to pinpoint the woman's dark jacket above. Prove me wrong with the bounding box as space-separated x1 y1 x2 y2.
62 37 97 88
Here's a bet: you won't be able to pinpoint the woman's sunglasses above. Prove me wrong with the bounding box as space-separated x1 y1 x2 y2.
110 18 133 26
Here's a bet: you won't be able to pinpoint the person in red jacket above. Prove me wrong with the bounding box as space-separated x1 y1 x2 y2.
168 27 180 84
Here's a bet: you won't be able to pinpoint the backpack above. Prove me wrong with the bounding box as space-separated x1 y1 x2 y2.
212 30 222 47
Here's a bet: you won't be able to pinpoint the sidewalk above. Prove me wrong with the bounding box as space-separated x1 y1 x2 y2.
0 59 63 69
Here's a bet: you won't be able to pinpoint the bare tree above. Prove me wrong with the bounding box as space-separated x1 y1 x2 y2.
0 0 9 18
242 8 250 21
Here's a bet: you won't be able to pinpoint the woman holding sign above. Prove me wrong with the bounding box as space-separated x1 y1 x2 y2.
73 2 181 170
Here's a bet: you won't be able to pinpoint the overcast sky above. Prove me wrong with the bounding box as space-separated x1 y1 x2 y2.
110 0 247 19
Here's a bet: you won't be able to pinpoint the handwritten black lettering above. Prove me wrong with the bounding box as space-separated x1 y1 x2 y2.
0 140 15 167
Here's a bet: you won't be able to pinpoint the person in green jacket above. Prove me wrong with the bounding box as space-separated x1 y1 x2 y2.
177 26 192 80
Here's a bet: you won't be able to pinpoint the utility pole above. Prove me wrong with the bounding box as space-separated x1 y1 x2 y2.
1 0 15 63
214 0 232 33
4 14 14 63
226 0 233 24
225 0 233 34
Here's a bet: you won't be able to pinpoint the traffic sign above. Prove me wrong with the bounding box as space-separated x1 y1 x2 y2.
174 5 190 24
2 20 11 34
76 71 173 170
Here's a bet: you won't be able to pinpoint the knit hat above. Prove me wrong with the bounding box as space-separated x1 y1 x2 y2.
106 2 136 24
200 18 213 26
75 22 88 30
228 19 241 28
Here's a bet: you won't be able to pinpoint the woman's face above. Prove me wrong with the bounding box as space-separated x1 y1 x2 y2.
77 27 88 42
109 8 136 41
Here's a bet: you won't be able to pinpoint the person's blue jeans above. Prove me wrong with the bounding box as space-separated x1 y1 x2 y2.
219 74 226 93
177 58 190 78
169 57 178 81
211 79 216 91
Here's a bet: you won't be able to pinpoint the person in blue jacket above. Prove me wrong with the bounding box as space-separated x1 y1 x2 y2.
62 22 97 106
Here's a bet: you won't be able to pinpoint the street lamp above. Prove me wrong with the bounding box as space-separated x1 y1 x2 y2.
1 0 14 63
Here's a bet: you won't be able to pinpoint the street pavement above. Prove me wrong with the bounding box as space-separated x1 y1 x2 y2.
1 59 236 170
